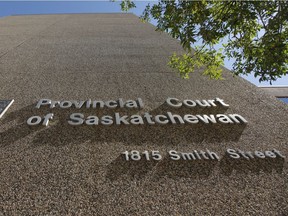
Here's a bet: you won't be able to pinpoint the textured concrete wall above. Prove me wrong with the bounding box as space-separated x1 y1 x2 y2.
0 14 287 215
259 87 288 97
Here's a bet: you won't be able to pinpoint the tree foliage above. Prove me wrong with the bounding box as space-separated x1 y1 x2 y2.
120 0 288 83
119 0 136 12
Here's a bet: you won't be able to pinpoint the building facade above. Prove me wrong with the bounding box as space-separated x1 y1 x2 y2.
0 14 287 215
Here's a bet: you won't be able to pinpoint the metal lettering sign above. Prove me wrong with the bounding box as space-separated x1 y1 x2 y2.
0 99 14 119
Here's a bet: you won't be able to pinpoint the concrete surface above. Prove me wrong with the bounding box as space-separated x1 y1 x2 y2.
259 86 288 97
0 14 287 215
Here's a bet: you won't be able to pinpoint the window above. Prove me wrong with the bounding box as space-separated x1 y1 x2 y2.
278 97 288 104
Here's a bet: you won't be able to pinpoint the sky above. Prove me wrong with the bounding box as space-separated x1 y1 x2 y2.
0 1 287 87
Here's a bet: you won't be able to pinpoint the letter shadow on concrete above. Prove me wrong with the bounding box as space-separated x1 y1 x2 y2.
106 153 284 181
106 153 159 181
0 105 44 147
106 153 218 181
152 155 219 180
220 153 285 175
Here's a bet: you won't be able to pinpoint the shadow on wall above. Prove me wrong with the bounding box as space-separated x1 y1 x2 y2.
0 104 41 147
106 153 285 181
0 102 246 147
219 152 285 175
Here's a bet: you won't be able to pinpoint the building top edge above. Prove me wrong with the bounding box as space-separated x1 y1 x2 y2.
258 86 288 88
10 12 134 16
